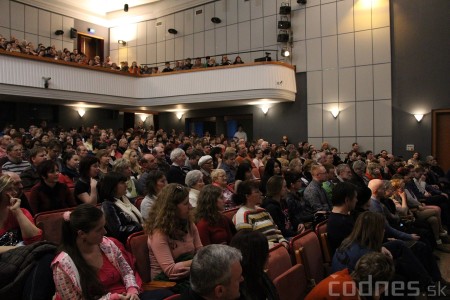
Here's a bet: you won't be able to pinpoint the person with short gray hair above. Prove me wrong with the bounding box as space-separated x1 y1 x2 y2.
167 148 187 185
181 244 243 300
185 170 204 207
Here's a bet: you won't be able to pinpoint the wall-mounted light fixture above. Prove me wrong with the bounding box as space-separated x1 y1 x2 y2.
281 47 290 57
414 114 424 122
176 112 183 120
330 108 340 118
297 0 307 4
54 30 64 35
168 28 178 34
261 106 269 115
77 109 86 118
87 28 95 34
118 40 127 46
139 114 147 122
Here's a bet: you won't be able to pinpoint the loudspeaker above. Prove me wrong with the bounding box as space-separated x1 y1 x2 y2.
168 28 178 34
297 0 307 4
211 17 222 24
277 31 290 43
70 28 77 39
124 4 129 12
279 3 291 15
278 17 291 29
54 30 64 35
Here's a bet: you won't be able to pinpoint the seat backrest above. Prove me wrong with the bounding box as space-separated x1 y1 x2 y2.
134 196 144 210
290 230 324 285
273 264 308 300
315 219 328 236
315 220 331 263
222 207 239 222
126 231 151 283
163 295 181 300
34 207 75 244
266 244 292 281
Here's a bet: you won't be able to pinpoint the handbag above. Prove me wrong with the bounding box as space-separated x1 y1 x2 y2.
0 229 20 246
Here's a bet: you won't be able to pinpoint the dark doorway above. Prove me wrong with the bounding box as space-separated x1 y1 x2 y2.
432 109 450 171
77 33 104 61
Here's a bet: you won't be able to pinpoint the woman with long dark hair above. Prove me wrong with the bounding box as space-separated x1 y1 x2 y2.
74 156 99 205
195 185 236 245
58 151 80 189
260 158 282 194
140 170 167 221
230 230 279 300
52 204 171 300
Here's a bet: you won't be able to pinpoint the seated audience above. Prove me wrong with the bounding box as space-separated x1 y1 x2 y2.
233 56 244 64
96 149 111 180
195 185 236 246
304 164 333 215
179 244 243 300
100 172 143 244
167 148 187 185
112 158 139 202
58 151 80 189
52 204 171 300
122 149 141 179
20 146 48 190
211 169 235 209
198 155 213 185
259 158 282 194
232 180 288 248
140 170 167 221
74 156 99 205
29 160 76 215
145 184 202 293
185 170 205 208
230 230 279 300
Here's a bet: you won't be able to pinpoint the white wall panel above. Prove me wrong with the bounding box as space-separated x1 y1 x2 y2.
374 100 392 136
110 27 118 51
356 137 374 152
338 33 354 67
323 103 339 137
238 21 250 51
174 36 184 60
38 10 51 37
354 30 372 66
263 0 277 17
373 27 391 64
356 101 374 136
372 0 390 28
306 0 321 8
25 6 38 35
339 67 355 102
0 27 10 38
184 9 194 35
354 0 372 31
339 137 356 152
374 137 392 153
355 65 373 101
226 24 238 53
165 39 174 62
51 13 63 40
128 46 137 64
174 12 185 37
308 104 323 137
373 63 391 99
11 30 24 40
227 0 238 24
25 33 38 47
204 3 215 31
156 18 165 42
308 138 324 149
147 20 156 44
323 69 338 103
118 47 127 62
263 15 276 47
0 1 10 28
321 35 338 69
110 49 119 66
165 14 175 41
250 18 263 49
50 39 62 51
251 0 263 20
321 0 335 4
184 34 194 59
215 0 227 27
215 27 226 55
146 43 156 64
339 102 356 136
63 41 74 52
337 0 353 34
292 40 306 72
10 2 24 31
193 6 204 33
238 0 251 22
62 17 74 42
126 23 137 47
194 32 205 58
306 38 322 71
204 29 215 56
137 22 146 46
136 45 146 64
321 3 337 36
306 6 321 39
156 42 165 63
38 36 50 47
307 71 322 104
292 8 306 41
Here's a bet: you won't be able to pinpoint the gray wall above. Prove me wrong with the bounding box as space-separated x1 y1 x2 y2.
391 0 450 158
159 72 307 143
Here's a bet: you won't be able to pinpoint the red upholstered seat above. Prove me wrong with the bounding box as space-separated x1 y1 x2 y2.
34 207 75 244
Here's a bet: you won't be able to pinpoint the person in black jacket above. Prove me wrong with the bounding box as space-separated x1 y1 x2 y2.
262 175 304 238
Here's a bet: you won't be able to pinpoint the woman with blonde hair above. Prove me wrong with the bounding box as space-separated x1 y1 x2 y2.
122 149 141 179
0 174 42 253
145 184 202 292
113 158 139 202
195 185 236 246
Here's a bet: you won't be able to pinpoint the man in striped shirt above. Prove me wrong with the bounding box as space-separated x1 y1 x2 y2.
0 143 31 175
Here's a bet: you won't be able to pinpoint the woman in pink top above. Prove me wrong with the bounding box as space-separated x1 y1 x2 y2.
52 204 172 300
145 184 203 292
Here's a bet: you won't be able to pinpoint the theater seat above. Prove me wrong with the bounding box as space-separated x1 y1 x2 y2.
126 231 176 291
34 207 75 244
163 295 180 300
266 244 292 280
222 207 239 222
315 220 332 263
290 230 325 287
134 196 144 210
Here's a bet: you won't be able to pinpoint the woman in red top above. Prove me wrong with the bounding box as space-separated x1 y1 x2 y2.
0 174 42 253
195 185 236 245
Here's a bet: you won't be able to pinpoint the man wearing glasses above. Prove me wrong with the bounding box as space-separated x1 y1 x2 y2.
0 143 31 175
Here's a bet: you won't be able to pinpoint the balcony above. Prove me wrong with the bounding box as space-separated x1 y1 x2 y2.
0 51 297 112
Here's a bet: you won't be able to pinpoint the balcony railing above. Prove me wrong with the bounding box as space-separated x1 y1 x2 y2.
0 51 297 111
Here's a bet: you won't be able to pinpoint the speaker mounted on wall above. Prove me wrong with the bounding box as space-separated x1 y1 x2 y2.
277 30 290 43
70 28 77 39
279 3 291 15
211 17 222 24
